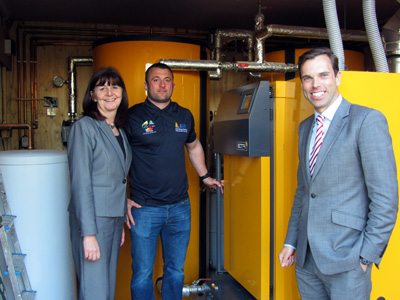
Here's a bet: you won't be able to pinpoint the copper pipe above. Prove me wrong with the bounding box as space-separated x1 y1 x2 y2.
0 124 32 149
30 37 38 130
23 31 27 127
16 27 22 141
16 24 208 40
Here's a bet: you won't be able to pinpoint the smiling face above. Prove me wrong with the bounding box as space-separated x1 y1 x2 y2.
300 54 342 114
144 67 175 108
90 81 123 117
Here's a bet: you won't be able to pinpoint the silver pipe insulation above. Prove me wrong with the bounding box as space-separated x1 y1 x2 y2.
214 29 254 62
323 0 346 71
210 29 254 78
255 24 368 42
254 24 367 65
363 0 389 72
68 57 93 122
382 8 400 53
159 59 297 73
382 8 400 73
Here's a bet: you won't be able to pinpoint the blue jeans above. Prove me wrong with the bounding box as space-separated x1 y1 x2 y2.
130 198 191 300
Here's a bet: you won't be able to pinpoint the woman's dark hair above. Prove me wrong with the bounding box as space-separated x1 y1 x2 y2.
297 48 339 78
82 67 129 128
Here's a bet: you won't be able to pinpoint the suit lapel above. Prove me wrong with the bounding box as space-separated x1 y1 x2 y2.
96 120 129 175
311 99 351 180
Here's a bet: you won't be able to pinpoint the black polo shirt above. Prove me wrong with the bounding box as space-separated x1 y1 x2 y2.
125 98 197 206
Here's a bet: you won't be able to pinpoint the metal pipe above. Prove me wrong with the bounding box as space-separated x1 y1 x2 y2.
30 37 38 129
382 8 400 53
215 152 223 273
16 27 22 141
23 31 28 127
256 24 368 42
214 29 254 62
68 57 93 122
160 59 224 71
235 61 298 72
363 0 389 72
0 124 32 149
160 59 297 73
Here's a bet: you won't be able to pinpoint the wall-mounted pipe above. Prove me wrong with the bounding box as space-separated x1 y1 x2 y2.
0 124 32 149
363 0 389 72
254 24 367 65
382 8 400 52
255 24 368 41
322 0 345 71
214 29 254 62
159 59 297 74
210 29 254 79
382 8 400 73
68 57 93 122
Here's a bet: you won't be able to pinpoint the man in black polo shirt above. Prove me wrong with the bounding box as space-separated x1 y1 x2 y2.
125 63 223 300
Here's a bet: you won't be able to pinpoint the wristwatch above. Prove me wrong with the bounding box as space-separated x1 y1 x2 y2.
360 257 372 265
200 172 211 181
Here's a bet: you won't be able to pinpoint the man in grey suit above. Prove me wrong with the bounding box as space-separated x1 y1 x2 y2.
279 48 398 299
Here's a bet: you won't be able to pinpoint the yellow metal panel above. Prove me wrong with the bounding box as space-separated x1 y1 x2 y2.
93 40 203 300
224 155 270 299
339 71 400 300
273 80 307 300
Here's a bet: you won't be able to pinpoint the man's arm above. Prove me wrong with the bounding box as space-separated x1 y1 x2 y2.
185 138 224 193
358 110 398 264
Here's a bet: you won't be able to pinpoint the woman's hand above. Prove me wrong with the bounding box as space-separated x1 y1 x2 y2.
83 235 100 261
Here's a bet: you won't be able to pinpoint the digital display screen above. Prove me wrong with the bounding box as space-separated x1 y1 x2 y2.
238 93 254 114
242 94 252 110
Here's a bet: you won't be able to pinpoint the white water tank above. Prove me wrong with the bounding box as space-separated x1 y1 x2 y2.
0 150 76 300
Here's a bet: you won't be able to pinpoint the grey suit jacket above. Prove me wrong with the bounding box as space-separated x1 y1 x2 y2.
67 116 132 237
285 98 398 275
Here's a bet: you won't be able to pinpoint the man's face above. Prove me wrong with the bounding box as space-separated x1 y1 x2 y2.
145 67 175 104
300 55 341 114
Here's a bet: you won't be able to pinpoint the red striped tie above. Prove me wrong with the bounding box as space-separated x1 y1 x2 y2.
309 115 325 176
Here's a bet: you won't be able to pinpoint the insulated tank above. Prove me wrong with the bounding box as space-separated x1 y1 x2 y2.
92 35 208 300
0 150 76 300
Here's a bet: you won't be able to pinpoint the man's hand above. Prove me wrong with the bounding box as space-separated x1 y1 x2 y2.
126 198 142 229
360 262 368 272
203 178 224 194
279 246 296 267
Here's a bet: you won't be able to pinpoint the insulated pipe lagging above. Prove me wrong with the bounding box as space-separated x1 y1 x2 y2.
322 0 346 71
363 0 389 72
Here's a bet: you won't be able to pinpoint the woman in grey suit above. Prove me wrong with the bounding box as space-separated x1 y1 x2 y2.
67 67 132 300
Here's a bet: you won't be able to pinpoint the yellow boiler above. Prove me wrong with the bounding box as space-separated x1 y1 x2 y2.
92 36 208 300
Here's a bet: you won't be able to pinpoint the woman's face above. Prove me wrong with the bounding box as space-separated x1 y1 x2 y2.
90 80 123 116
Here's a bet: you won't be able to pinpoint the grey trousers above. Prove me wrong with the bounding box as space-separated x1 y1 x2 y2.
295 246 372 300
69 213 125 300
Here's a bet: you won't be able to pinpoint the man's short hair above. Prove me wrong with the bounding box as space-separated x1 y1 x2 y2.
297 48 339 78
145 63 174 84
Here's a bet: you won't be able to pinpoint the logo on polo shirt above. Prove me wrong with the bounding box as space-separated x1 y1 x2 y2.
175 122 188 133
142 120 156 134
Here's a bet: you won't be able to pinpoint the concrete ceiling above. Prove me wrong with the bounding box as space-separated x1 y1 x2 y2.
0 0 399 32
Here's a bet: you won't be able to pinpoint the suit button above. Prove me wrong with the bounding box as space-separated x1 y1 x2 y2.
311 193 316 198
122 179 127 184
